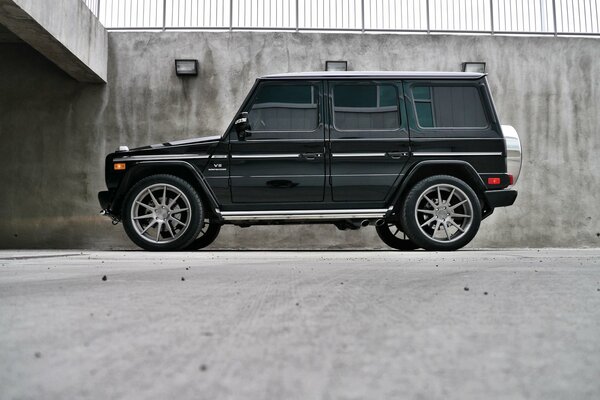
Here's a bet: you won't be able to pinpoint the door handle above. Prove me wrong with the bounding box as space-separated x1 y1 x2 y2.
387 151 409 159
301 153 322 160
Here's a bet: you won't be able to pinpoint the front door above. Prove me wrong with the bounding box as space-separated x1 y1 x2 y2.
229 80 325 204
328 80 410 202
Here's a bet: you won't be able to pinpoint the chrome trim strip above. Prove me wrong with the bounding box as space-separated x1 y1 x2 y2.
236 175 323 178
234 139 324 142
211 155 228 159
412 152 502 157
221 209 388 221
333 173 398 177
333 138 409 141
332 153 387 158
114 154 209 162
231 154 301 159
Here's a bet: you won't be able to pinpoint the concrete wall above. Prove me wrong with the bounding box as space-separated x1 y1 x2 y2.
1 32 599 249
0 0 107 82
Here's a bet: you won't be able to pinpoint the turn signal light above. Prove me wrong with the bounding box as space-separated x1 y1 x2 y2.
487 177 501 185
114 163 126 171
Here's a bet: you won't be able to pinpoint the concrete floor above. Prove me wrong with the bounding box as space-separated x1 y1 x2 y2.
1 250 599 400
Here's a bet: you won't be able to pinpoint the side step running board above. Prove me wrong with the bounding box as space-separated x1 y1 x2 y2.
219 209 389 221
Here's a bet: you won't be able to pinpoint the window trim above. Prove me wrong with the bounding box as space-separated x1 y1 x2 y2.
410 83 491 131
413 86 436 128
244 80 322 136
331 81 402 133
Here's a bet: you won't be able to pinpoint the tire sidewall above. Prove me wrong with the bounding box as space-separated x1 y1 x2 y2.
122 174 204 251
402 175 482 251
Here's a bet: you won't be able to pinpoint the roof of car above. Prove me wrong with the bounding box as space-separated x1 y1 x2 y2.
260 71 486 80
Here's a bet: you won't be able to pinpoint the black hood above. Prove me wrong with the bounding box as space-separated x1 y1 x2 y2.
130 135 222 151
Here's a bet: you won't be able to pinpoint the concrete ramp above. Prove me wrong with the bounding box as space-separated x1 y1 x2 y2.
0 0 107 83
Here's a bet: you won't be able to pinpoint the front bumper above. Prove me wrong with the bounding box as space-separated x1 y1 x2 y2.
484 189 518 208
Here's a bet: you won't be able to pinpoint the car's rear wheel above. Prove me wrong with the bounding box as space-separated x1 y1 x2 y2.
122 174 203 251
185 220 221 250
376 222 419 251
402 175 481 251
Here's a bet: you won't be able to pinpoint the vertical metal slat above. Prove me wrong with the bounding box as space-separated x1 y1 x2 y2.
552 0 558 35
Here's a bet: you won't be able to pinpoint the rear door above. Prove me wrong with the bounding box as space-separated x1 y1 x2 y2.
229 80 325 204
328 80 410 202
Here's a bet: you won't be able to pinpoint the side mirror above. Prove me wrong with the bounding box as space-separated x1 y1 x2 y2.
234 112 250 141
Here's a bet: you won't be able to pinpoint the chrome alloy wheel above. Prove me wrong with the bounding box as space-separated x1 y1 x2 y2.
130 183 192 244
414 184 473 243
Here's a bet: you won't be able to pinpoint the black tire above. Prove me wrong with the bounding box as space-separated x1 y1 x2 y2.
185 221 221 250
122 174 204 251
376 223 419 251
402 175 482 251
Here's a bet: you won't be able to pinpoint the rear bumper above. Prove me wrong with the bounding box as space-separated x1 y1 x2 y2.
484 189 517 208
98 191 113 210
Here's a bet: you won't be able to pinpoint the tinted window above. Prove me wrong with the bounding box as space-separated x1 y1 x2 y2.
248 84 318 132
413 86 488 128
333 84 399 131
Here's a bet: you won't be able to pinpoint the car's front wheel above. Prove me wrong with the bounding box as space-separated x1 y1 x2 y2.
402 175 482 251
122 174 203 251
185 220 221 250
376 222 419 251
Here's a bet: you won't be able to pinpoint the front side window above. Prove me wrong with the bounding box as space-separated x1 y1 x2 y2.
247 83 318 132
412 85 488 129
333 84 400 131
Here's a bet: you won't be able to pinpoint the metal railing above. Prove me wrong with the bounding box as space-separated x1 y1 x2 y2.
82 0 600 36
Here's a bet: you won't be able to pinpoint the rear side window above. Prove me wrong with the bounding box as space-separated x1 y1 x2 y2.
248 83 318 132
412 86 488 128
333 84 399 131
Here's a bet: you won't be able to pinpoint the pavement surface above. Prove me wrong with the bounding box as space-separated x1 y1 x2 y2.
1 249 599 400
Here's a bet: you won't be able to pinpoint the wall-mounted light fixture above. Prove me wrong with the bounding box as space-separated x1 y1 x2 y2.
175 59 198 76
325 60 348 71
462 62 486 73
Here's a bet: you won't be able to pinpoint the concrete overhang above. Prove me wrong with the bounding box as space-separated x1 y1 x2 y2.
0 0 107 83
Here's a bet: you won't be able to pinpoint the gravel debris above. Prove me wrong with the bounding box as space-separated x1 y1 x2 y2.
101 275 107 281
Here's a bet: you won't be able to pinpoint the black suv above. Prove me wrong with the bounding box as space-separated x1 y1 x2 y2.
99 71 521 251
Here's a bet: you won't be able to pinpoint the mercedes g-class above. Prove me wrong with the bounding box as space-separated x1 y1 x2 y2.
98 71 522 251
